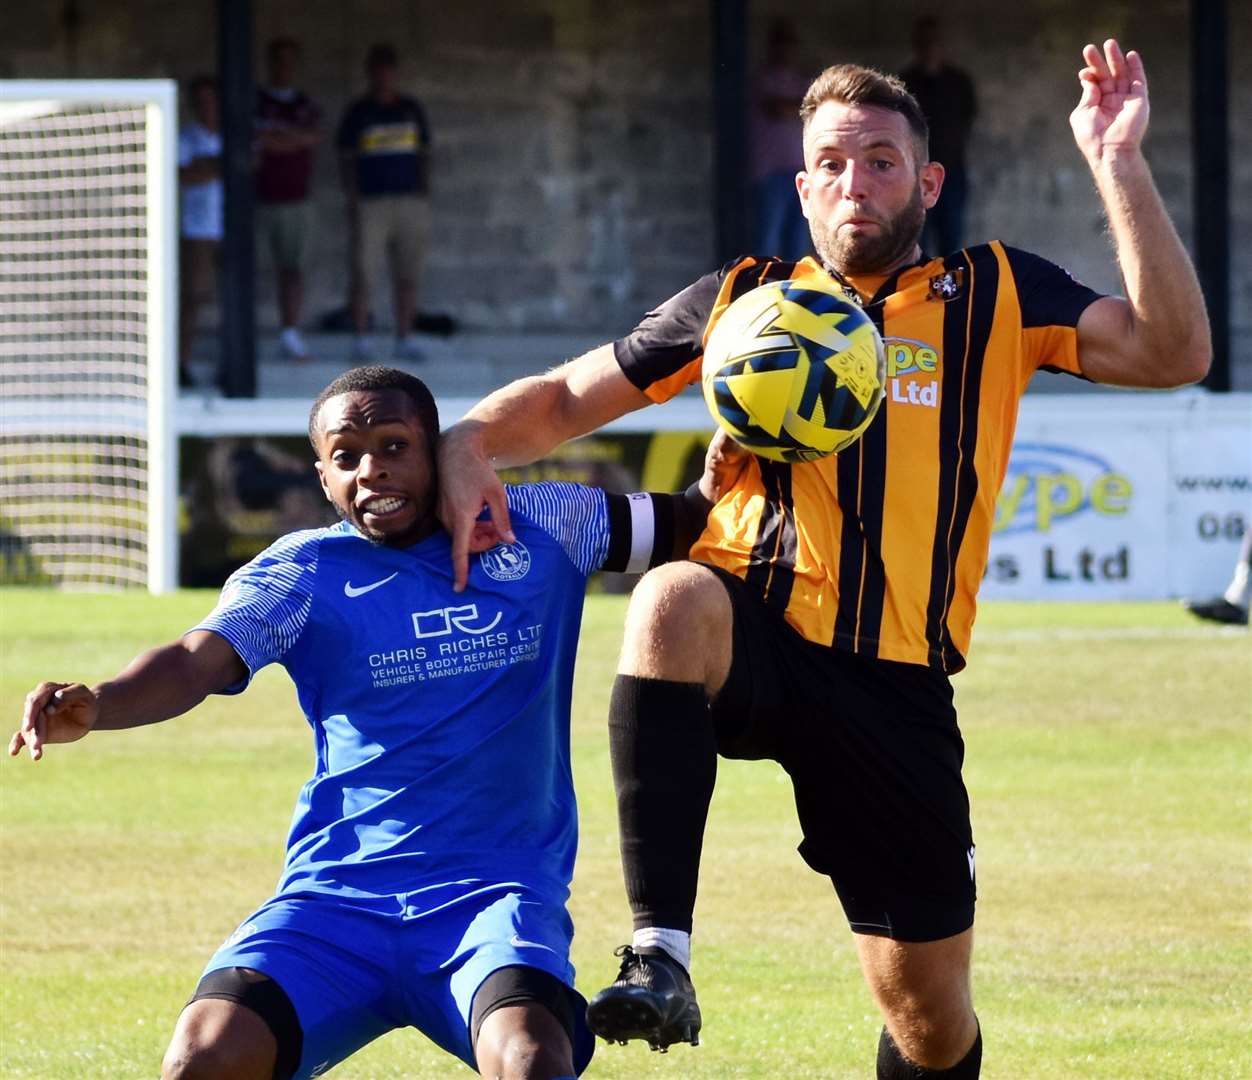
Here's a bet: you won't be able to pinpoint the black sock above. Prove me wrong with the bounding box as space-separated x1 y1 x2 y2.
608 674 717 934
877 1024 981 1079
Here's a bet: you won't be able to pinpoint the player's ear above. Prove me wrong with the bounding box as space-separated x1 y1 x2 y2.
920 160 944 210
796 169 812 219
313 459 333 503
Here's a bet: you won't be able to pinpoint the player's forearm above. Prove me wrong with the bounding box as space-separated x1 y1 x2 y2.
670 483 714 560
450 344 646 469
449 375 581 468
91 639 233 731
1090 149 1210 384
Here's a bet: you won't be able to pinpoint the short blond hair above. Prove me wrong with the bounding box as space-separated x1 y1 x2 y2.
800 63 929 163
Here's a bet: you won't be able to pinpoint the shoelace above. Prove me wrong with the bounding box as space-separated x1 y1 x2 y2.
612 944 642 979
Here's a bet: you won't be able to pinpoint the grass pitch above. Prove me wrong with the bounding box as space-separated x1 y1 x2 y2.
1 589 1248 1079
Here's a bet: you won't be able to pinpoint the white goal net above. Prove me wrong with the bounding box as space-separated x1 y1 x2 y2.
0 81 177 591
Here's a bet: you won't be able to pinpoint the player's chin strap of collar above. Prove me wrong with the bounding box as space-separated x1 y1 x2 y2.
821 252 932 308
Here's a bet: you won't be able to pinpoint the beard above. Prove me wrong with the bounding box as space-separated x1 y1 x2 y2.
809 186 926 276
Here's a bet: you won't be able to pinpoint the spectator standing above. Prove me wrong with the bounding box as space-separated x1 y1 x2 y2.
900 16 978 255
750 19 811 261
177 75 223 388
337 44 432 363
255 37 323 362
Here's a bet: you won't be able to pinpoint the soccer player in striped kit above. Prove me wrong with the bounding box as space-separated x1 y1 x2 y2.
438 40 1210 1078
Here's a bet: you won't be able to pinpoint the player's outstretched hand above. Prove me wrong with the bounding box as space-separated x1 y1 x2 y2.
437 424 516 593
9 682 98 762
699 428 750 505
1070 39 1149 166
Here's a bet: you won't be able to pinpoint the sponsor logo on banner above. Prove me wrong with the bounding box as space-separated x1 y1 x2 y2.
986 442 1142 589
884 338 940 409
994 443 1132 534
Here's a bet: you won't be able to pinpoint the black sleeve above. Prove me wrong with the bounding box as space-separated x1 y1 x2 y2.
611 270 724 393
601 492 679 573
1004 246 1103 330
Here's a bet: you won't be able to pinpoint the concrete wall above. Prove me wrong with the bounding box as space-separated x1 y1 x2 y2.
2 0 1248 386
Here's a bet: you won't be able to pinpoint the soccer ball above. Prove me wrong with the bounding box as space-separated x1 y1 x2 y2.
701 278 886 463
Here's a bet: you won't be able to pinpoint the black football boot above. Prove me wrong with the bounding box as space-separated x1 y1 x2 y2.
585 945 702 1052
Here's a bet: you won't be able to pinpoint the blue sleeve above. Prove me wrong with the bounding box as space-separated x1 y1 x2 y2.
505 483 610 578
188 529 321 694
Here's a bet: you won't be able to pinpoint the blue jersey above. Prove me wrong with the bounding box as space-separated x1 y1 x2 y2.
192 482 665 913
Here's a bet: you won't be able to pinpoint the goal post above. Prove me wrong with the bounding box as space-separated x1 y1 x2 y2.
0 80 178 592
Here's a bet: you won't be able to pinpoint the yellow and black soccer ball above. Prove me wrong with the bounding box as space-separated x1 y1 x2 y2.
701 278 886 463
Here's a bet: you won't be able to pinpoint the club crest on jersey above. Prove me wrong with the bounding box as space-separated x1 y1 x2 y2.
927 269 964 301
480 540 531 582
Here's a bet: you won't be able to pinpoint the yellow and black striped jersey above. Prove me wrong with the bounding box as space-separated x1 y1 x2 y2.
613 244 1103 672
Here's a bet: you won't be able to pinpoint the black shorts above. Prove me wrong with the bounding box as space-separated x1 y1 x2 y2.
705 564 976 942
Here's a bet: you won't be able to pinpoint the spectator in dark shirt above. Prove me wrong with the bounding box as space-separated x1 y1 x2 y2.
750 19 812 262
178 75 222 389
256 37 323 362
337 43 432 364
900 16 978 255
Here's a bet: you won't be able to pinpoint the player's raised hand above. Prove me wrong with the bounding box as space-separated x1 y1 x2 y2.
437 424 516 592
10 682 99 761
1070 39 1149 165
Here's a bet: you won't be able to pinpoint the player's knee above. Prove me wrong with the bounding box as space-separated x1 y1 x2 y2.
162 995 280 1080
481 1028 570 1080
622 563 731 683
883 994 976 1068
626 563 728 642
161 1038 263 1080
500 1033 559 1079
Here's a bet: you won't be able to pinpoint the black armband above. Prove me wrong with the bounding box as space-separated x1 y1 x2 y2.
602 492 678 573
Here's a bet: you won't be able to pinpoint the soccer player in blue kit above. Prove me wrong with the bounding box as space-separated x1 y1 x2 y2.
10 366 740 1080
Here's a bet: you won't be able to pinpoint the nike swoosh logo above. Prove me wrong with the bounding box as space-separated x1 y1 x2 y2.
509 933 557 954
343 572 398 598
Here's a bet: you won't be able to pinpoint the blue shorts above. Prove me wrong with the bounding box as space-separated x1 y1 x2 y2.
202 885 595 1078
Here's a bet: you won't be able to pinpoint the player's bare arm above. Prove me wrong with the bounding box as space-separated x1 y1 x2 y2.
9 630 246 761
1069 39 1210 388
439 344 651 589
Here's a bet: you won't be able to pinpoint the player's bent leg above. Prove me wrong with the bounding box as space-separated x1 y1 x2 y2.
474 1002 574 1080
591 562 731 1051
855 928 980 1075
162 990 283 1080
617 560 732 690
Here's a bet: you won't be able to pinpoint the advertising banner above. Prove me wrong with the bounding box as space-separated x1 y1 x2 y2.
980 434 1168 600
982 395 1249 600
178 393 1250 598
